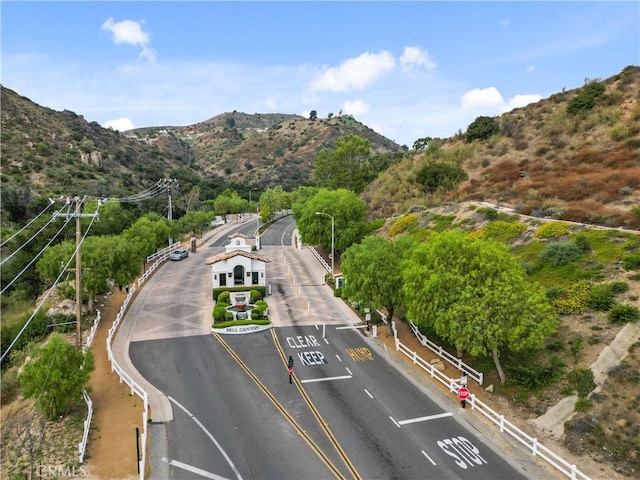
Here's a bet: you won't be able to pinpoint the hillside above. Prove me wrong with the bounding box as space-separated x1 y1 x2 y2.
364 65 640 230
0 88 402 225
131 111 404 190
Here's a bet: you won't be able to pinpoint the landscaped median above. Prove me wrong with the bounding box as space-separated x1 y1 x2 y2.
211 287 271 334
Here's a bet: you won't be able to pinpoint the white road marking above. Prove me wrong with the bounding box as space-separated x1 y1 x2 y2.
336 325 367 330
389 416 401 428
162 458 230 480
169 396 243 480
345 367 353 375
398 412 453 425
336 354 342 362
364 389 374 399
300 375 352 383
323 337 329 345
421 450 437 466
398 412 454 425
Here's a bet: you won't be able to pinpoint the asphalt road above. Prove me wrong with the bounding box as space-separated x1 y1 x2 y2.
127 216 536 480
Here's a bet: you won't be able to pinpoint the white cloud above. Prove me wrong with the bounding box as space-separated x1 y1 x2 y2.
101 17 156 62
399 46 436 72
104 117 135 131
461 87 504 110
342 99 369 117
501 94 542 112
310 51 395 92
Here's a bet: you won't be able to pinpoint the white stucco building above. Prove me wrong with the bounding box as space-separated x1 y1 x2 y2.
205 233 271 288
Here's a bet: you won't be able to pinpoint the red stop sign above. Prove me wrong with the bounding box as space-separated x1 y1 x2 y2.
457 387 470 400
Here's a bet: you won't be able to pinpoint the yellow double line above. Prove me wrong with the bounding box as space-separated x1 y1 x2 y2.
213 331 362 480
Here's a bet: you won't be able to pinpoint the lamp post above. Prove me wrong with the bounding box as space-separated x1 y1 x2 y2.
249 187 257 205
315 212 334 281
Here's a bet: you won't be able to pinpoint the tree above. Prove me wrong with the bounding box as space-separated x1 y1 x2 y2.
465 116 499 142
416 162 468 193
20 333 94 419
403 230 557 383
342 235 414 335
177 210 213 237
313 135 372 194
295 189 368 254
309 110 318 120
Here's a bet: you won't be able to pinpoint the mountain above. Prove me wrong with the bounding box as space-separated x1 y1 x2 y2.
129 111 404 190
364 65 640 230
0 87 403 224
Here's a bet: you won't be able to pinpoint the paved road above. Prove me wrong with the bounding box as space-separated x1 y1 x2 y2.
119 216 551 479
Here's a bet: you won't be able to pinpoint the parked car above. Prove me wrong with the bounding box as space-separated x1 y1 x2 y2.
170 248 189 261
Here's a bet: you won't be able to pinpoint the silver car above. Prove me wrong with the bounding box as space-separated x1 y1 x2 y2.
170 248 189 261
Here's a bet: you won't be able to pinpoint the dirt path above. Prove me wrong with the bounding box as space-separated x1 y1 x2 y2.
83 289 143 480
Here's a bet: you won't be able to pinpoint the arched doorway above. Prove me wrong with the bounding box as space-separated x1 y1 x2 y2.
233 265 245 285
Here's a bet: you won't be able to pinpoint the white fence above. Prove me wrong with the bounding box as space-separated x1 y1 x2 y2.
308 245 331 273
390 321 591 480
146 243 181 263
78 310 101 463
407 321 484 385
106 283 149 479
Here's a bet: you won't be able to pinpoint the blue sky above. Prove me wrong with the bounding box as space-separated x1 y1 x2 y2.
2 1 638 147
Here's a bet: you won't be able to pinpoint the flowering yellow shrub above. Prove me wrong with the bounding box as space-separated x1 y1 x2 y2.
467 229 485 238
389 214 418 237
536 221 570 239
552 280 590 315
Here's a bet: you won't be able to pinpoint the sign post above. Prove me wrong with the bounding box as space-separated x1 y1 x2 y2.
288 356 294 384
457 386 470 408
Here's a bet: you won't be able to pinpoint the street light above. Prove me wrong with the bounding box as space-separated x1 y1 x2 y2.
315 212 334 281
249 187 257 205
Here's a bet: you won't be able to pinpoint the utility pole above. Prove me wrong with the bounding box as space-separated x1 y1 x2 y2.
168 184 173 246
53 196 99 350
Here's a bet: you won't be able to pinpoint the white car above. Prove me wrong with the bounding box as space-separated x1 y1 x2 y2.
170 248 189 261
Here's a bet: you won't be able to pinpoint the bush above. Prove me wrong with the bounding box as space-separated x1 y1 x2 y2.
250 289 263 303
479 221 527 242
622 253 640 271
539 241 583 266
609 281 628 294
573 234 591 252
477 207 498 220
217 291 230 304
213 303 229 321
252 300 268 319
536 221 570 239
416 162 468 193
608 304 640 324
575 397 592 412
566 82 605 115
389 214 418 237
466 116 499 142
552 280 590 315
567 368 595 397
587 284 615 311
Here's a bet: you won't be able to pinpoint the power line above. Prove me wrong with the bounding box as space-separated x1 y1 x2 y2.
0 201 102 363
0 203 70 267
0 198 56 248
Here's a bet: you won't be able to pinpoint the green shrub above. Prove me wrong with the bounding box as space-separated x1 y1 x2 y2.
609 281 628 294
217 291 230 304
252 300 268 318
567 368 595 397
466 116 499 142
250 289 263 303
213 303 229 321
587 284 615 311
608 304 640 324
566 82 605 115
575 397 592 412
477 207 498 220
535 221 570 239
416 162 468 193
546 286 564 301
622 253 640 271
573 234 591 252
539 241 583 266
